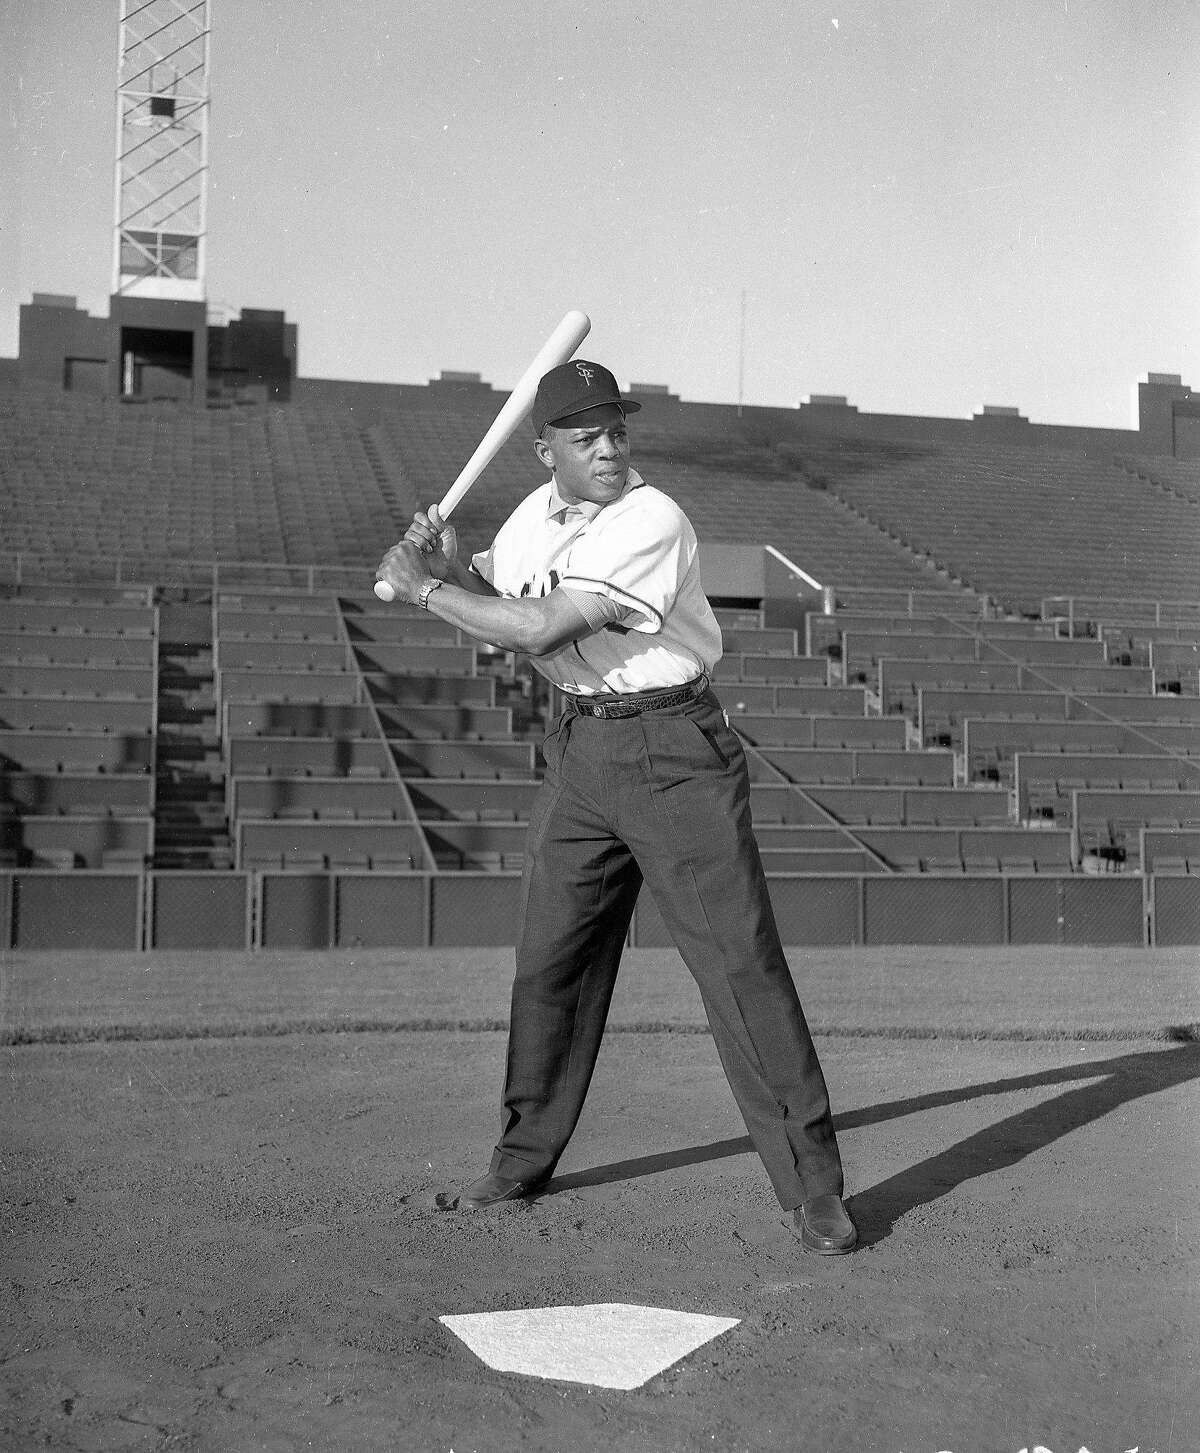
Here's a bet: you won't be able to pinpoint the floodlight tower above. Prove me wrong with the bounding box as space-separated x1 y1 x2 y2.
113 0 211 301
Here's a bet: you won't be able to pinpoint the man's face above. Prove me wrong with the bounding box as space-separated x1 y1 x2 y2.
534 402 631 507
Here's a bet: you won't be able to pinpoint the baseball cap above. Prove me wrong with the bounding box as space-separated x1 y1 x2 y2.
532 360 641 434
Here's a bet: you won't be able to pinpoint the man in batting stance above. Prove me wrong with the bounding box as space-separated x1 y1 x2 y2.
376 360 856 1253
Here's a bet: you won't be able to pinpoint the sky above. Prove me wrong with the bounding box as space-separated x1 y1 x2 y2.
2 0 1197 429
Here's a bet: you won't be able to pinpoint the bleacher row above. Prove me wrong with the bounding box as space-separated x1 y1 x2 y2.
378 403 1196 615
5 386 1199 615
1 392 401 566
2 380 1199 944
378 404 965 600
791 437 1200 614
3 585 1199 887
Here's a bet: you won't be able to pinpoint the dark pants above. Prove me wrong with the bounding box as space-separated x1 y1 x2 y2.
488 688 844 1210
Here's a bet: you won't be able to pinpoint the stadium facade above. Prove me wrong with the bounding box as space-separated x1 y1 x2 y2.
1 291 1195 460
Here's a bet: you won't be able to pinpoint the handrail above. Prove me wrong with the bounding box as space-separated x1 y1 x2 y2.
1043 594 1200 630
763 545 823 592
0 551 371 597
935 613 1200 782
735 735 896 875
332 598 440 875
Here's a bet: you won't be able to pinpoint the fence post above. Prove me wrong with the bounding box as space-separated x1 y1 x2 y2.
1145 874 1155 947
1002 873 1012 944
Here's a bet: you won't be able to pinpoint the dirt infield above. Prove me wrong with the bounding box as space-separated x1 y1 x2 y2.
3 946 1198 1453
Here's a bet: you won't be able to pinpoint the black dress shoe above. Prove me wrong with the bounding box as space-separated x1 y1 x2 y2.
456 1170 549 1211
795 1194 858 1254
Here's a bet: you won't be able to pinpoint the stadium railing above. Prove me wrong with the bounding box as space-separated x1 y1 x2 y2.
752 746 954 787
964 718 1200 782
1015 752 1200 824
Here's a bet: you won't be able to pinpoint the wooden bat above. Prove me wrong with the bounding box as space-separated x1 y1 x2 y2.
374 309 592 601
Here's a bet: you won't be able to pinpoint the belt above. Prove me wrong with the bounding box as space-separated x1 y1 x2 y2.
564 675 709 719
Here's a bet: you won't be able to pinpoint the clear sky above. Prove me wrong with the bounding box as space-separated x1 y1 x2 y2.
2 0 1197 428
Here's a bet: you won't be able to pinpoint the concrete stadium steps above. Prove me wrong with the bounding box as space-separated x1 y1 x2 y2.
1115 453 1200 505
372 404 972 599
803 437 1200 612
620 417 973 595
4 387 1194 616
1014 752 1200 824
0 394 401 567
153 600 232 870
920 686 1200 751
965 718 1200 783
2 558 1198 904
372 404 538 549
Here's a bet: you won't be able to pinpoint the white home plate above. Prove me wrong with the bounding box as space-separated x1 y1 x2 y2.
440 1303 740 1390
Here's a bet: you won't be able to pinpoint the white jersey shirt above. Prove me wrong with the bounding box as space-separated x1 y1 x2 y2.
470 469 723 695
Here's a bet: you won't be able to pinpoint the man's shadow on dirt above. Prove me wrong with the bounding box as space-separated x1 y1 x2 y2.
546 1041 1200 1246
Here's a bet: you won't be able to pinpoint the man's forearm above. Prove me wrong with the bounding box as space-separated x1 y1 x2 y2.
423 577 592 657
423 583 548 654
376 540 587 653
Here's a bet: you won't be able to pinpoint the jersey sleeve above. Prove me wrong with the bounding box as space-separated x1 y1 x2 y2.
557 586 631 633
559 497 690 635
469 544 496 587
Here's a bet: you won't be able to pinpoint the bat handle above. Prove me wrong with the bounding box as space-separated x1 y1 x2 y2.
374 502 452 602
374 496 453 598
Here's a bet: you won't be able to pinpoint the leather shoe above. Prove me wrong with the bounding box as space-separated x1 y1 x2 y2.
456 1170 549 1211
795 1194 858 1254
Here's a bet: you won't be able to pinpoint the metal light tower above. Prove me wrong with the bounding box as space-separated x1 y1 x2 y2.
113 0 211 301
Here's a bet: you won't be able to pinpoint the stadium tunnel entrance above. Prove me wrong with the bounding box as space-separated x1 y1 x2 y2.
120 325 195 401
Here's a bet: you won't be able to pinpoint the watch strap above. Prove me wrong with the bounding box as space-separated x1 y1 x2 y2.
417 577 444 611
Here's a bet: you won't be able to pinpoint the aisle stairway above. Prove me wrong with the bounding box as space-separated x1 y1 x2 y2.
154 597 232 869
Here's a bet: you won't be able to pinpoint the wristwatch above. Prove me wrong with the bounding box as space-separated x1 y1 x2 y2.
417 577 444 611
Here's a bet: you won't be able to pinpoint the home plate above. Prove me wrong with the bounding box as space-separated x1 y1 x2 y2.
439 1303 740 1390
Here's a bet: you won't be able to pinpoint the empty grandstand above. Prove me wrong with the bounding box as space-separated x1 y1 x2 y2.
2 337 1199 949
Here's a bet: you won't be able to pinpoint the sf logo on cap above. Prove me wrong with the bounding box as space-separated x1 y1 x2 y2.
575 362 596 386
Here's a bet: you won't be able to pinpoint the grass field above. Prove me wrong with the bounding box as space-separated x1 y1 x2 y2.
4 944 1198 1044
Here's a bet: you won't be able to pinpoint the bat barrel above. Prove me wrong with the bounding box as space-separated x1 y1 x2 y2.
374 309 592 603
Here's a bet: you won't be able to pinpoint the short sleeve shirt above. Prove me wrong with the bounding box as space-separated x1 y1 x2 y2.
470 469 723 694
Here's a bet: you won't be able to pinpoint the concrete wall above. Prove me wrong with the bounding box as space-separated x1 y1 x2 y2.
697 543 764 600
1138 375 1193 457
18 297 109 391
293 373 1161 459
7 296 1192 462
3 870 1192 949
12 297 294 406
110 294 209 403
209 308 296 402
1171 398 1200 461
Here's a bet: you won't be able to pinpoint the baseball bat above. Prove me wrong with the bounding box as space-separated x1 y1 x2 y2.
374 308 592 601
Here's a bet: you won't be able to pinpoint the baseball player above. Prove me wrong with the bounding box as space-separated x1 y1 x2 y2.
376 360 857 1254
